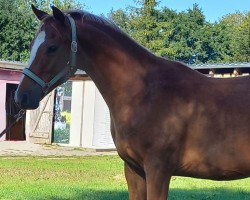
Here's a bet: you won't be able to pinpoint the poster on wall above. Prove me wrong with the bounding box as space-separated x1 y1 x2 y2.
53 81 72 144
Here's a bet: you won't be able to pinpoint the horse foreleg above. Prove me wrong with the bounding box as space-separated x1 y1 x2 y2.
145 164 171 200
124 163 147 200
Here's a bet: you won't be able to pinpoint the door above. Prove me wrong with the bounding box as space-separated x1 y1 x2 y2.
28 91 54 144
5 83 26 141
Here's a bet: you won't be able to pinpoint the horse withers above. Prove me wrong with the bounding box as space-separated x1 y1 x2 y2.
15 5 250 200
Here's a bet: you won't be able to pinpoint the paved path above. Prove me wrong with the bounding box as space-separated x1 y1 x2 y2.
0 141 117 156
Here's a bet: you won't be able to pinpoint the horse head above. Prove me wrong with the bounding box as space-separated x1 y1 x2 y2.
15 5 77 109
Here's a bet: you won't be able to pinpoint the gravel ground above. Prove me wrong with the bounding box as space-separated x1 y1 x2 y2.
0 141 117 157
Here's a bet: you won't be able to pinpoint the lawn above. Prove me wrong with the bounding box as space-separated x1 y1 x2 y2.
0 155 249 200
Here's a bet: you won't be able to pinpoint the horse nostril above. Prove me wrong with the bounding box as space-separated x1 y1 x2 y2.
14 85 42 109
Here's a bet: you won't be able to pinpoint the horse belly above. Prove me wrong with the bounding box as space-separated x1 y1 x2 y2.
177 140 250 180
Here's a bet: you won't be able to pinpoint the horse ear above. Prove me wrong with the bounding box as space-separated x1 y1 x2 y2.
51 6 65 24
31 4 48 21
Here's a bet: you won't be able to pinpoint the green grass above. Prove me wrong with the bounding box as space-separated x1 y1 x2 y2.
0 156 249 200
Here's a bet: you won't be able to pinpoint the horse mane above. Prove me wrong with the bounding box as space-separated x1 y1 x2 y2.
63 10 152 56
40 9 121 33
64 10 121 32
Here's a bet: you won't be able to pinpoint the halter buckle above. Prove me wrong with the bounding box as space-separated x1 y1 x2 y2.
71 41 77 53
43 83 50 94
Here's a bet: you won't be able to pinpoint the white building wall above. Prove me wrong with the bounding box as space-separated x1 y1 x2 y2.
93 89 115 148
69 81 85 146
69 80 115 149
81 80 96 148
25 110 31 143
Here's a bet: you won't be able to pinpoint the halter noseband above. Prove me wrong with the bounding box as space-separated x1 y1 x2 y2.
22 15 77 94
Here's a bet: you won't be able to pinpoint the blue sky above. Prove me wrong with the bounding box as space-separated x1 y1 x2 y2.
80 0 250 22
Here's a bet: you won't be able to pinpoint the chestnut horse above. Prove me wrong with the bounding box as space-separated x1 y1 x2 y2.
15 5 250 200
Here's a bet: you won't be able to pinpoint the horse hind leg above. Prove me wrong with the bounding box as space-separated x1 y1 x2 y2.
124 163 147 200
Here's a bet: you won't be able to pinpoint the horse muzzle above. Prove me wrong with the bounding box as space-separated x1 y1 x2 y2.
14 84 43 110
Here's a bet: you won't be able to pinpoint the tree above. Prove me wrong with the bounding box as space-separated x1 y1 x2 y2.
1 0 248 63
0 0 85 61
207 12 250 63
110 0 175 58
0 0 36 61
229 12 250 62
110 3 211 63
27 0 84 12
167 4 207 63
109 8 130 32
110 2 249 64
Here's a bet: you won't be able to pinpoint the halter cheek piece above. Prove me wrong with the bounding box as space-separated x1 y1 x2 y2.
22 15 77 94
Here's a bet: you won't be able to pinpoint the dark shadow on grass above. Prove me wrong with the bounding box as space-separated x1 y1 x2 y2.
47 190 128 200
37 188 249 200
169 188 250 200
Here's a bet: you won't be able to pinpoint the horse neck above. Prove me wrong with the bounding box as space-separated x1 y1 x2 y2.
75 21 197 125
76 23 152 114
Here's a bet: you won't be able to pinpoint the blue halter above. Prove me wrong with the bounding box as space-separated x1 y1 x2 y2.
22 15 77 94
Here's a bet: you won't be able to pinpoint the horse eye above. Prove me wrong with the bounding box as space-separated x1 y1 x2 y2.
47 45 58 54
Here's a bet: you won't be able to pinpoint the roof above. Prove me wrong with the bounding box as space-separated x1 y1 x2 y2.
190 62 250 70
1 60 250 74
0 60 25 71
0 60 87 76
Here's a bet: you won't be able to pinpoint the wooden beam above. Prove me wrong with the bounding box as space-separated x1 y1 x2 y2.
0 60 25 71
